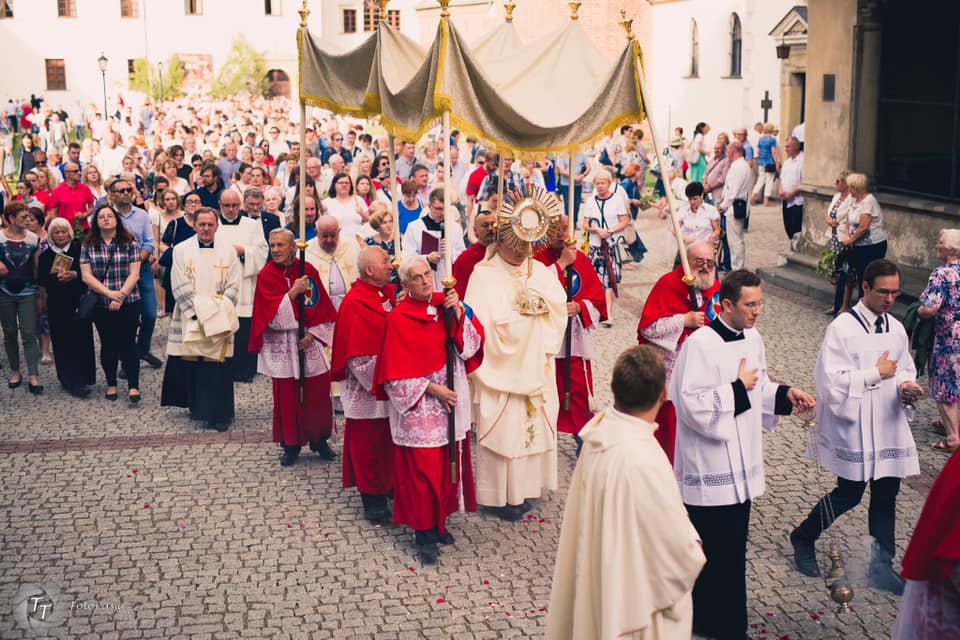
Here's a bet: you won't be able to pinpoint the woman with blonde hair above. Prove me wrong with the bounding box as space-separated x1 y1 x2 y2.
751 123 781 206
825 169 854 315
842 172 887 297
82 164 107 202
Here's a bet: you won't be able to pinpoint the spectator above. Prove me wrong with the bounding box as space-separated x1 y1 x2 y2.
674 181 721 249
842 172 887 298
0 202 42 393
82 164 107 203
751 123 781 206
582 168 630 324
190 162 224 209
687 122 710 183
824 170 854 316
45 162 94 228
323 173 368 244
703 141 730 205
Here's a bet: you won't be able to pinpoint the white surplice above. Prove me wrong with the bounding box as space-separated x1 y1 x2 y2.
401 216 465 291
255 295 333 379
214 216 268 318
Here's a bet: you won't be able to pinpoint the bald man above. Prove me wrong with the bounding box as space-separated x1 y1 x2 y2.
305 215 360 310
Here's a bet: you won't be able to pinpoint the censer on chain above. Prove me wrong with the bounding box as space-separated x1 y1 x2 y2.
797 404 854 613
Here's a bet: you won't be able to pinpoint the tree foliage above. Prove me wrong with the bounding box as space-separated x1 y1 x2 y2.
211 36 268 98
128 56 186 101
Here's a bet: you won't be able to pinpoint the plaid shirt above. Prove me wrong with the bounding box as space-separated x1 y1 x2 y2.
81 239 141 307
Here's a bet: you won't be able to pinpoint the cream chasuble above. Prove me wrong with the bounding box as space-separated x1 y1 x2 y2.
214 216 267 317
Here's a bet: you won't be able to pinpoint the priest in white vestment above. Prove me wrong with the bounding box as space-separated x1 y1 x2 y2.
161 209 242 431
465 235 567 521
215 189 268 383
790 259 922 595
548 345 705 640
402 189 465 291
671 270 813 640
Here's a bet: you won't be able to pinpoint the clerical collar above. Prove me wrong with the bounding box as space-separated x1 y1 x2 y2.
852 301 882 328
198 240 214 249
421 214 444 233
709 315 745 342
220 214 241 225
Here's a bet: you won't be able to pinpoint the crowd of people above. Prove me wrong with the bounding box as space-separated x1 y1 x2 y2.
1 93 957 640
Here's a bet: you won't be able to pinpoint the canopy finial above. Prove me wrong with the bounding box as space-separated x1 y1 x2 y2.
619 9 634 40
438 0 450 18
504 2 516 22
568 2 581 20
377 0 390 18
298 0 310 28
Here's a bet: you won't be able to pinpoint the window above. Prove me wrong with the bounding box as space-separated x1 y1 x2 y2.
264 0 280 16
729 13 742 77
689 19 699 78
876 0 960 200
0 0 13 18
184 0 201 15
120 0 138 18
57 0 76 17
388 9 399 28
363 3 379 31
343 8 356 33
45 59 66 91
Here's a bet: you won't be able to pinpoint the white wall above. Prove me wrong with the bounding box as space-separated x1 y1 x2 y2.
645 0 801 145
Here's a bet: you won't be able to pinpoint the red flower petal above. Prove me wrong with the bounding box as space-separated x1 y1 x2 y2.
408 566 416 572
180 524 187 529
539 607 547 612
766 612 775 617
482 579 490 585
779 635 790 640
504 612 511 617
436 598 445 604
143 503 150 508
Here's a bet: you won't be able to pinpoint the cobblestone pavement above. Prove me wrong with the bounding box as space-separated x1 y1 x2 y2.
0 204 949 639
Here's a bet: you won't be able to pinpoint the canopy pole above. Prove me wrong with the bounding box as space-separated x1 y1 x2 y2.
441 111 455 285
566 153 575 240
386 133 402 269
296 1 310 404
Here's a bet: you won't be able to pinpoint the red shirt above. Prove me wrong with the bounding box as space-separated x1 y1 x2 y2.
46 181 95 225
465 166 489 198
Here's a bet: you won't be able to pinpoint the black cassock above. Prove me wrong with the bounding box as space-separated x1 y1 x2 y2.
160 356 235 426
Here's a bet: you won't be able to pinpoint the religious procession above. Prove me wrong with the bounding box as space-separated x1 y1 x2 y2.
2 1 959 639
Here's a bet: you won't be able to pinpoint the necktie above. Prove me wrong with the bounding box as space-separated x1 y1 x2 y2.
875 316 884 333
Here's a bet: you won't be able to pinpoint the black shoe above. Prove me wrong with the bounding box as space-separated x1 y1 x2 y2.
309 439 336 460
417 541 439 564
484 504 523 522
105 390 118 401
790 529 820 577
67 385 90 398
208 421 229 432
128 392 141 405
7 377 21 389
27 383 44 395
140 353 163 369
868 541 905 595
118 367 127 380
363 507 390 524
437 530 455 545
280 450 298 467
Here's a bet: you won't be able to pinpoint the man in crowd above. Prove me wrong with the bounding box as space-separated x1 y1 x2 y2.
555 152 590 224
375 256 484 563
465 152 496 241
465 218 567 522
332 246 397 523
45 162 94 228
477 152 518 203
215 189 268 383
216 142 242 187
536 217 607 455
192 163 225 209
249 229 338 466
322 132 352 166
451 208 496 298
790 259 922 595
547 346 706 640
395 141 417 180
241 187 281 242
671 270 814 639
306 213 360 310
160 208 242 432
637 241 720 464
401 188 465 291
411 164 432 204
717 141 751 271
779 136 805 250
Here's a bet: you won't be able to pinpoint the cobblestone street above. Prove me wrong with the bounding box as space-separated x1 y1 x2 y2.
0 205 948 639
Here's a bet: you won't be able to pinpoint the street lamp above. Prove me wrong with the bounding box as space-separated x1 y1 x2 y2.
158 61 164 104
97 53 108 117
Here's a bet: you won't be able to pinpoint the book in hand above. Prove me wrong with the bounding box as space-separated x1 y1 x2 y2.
50 253 74 274
421 230 440 255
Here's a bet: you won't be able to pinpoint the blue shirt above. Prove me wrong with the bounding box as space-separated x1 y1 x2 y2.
757 135 777 166
116 205 154 255
556 154 589 187
742 140 755 162
398 201 422 234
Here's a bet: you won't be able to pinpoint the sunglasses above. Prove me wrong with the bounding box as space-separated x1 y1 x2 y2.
113 187 134 194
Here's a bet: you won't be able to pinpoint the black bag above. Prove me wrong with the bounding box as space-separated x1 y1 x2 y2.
77 243 117 320
764 163 777 173
732 198 748 220
598 147 613 166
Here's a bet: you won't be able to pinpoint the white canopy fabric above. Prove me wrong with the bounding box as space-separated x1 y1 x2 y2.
298 17 645 154
469 20 524 60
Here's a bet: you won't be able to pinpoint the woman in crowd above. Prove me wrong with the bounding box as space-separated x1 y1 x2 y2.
674 181 721 249
283 169 315 222
363 204 401 285
80 205 143 404
23 207 52 365
619 162 644 220
12 179 41 209
263 187 285 224
230 163 253 197
151 188 183 317
918 228 960 453
687 122 710 184
355 175 374 207
350 151 375 185
702 140 730 205
31 167 54 210
37 218 96 398
0 202 43 393
324 172 369 243
372 154 391 190
161 158 190 196
582 168 630 325
824 169 854 316
842 172 887 298
17 134 37 181
157 201 196 314
82 164 107 202
752 123 781 206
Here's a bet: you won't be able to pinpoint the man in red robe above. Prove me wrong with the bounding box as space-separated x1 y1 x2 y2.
374 256 484 563
331 246 398 524
250 229 338 467
536 217 607 455
636 241 720 464
452 208 496 298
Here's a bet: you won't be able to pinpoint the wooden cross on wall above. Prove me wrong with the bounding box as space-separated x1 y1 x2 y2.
761 90 773 122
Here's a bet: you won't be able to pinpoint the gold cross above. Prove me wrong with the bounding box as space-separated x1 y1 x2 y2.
212 258 230 294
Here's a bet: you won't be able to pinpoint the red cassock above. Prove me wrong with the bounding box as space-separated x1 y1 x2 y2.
331 280 397 495
637 265 720 464
900 450 960 583
374 292 484 533
249 258 337 446
536 247 608 434
451 242 487 299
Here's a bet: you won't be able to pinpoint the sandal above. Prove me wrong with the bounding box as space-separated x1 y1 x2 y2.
931 420 947 436
931 439 959 454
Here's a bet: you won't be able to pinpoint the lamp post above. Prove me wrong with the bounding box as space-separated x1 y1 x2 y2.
158 61 164 104
97 53 108 117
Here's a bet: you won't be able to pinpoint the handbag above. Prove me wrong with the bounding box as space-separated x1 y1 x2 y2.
77 243 117 320
732 198 748 220
764 163 777 173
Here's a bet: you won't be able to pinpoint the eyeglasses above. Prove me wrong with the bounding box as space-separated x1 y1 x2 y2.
221 203 239 208
872 288 901 297
65 169 80 173
741 300 765 309
334 138 343 142
185 199 201 205
113 187 134 194
692 258 716 268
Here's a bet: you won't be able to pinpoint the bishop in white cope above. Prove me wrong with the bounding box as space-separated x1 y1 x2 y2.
160 209 242 431
215 190 268 383
547 346 705 640
790 259 922 595
671 270 813 640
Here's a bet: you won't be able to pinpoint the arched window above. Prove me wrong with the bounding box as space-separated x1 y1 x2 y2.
689 18 699 77
730 13 743 77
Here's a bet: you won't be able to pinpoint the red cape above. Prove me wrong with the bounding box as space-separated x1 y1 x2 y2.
249 258 337 353
330 280 396 381
637 265 719 347
900 451 960 583
373 292 484 398
452 242 487 298
536 246 608 326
